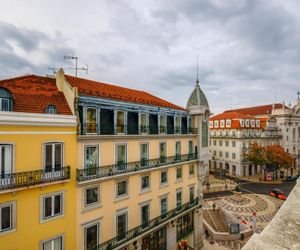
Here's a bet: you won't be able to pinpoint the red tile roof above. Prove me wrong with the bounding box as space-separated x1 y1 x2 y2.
0 75 72 115
209 111 266 129
224 103 284 116
65 75 185 111
210 111 253 120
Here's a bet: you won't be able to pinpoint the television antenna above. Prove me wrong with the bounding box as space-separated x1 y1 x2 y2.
63 55 88 76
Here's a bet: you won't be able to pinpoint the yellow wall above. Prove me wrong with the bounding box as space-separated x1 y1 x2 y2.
0 124 77 250
76 136 198 249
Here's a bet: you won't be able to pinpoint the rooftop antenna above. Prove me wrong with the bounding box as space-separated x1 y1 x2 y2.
47 67 58 76
196 55 199 85
297 91 300 100
63 55 88 77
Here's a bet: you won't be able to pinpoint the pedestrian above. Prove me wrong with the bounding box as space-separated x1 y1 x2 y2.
212 203 216 210
177 242 181 250
205 228 209 239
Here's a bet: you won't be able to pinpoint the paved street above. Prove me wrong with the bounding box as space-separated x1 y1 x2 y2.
204 178 297 200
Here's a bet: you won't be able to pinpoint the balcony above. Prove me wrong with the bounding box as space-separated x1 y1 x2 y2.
77 153 198 182
80 123 197 136
0 166 70 192
92 198 200 250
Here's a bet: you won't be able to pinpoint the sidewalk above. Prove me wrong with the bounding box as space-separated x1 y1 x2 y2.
237 174 283 184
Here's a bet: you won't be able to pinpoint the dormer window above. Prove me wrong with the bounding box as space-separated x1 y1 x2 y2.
0 88 13 111
45 105 57 114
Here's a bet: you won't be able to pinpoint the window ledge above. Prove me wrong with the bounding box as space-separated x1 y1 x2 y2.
40 214 65 224
175 178 183 183
82 203 102 213
159 183 169 189
0 228 16 236
139 188 152 195
114 195 130 203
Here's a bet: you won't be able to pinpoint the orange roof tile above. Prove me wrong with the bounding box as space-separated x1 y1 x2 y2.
224 103 284 116
0 75 72 115
210 111 254 120
65 75 185 111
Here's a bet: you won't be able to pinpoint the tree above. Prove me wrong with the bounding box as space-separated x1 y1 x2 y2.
245 143 294 180
244 143 267 180
265 145 294 175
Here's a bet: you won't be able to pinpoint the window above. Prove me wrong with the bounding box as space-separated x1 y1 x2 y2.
225 141 229 147
84 146 98 173
159 142 167 163
140 143 148 167
175 141 181 160
86 108 97 133
219 140 222 146
160 171 167 185
44 143 63 173
42 235 63 250
188 141 193 156
140 113 148 134
116 180 128 197
0 88 12 111
160 115 167 134
45 105 57 114
116 144 127 170
213 151 216 156
176 167 182 180
141 204 150 228
116 111 125 133
84 222 99 250
160 197 167 218
176 189 182 209
175 117 181 133
219 151 222 157
225 152 229 158
189 186 195 203
220 120 225 128
41 192 64 222
189 164 194 176
232 141 236 147
0 201 15 234
141 175 150 190
116 212 127 241
84 186 99 207
0 145 12 181
213 140 216 146
232 153 236 159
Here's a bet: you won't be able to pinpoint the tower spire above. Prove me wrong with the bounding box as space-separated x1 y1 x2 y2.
196 56 199 85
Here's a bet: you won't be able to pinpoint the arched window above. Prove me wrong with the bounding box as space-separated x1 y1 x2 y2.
45 105 57 114
0 88 13 111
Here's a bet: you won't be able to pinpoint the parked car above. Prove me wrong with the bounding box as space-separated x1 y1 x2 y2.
286 175 298 181
270 188 286 200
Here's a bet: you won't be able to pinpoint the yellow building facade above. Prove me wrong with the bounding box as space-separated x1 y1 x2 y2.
0 76 77 250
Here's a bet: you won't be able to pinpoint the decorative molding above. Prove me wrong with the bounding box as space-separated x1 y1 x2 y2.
0 111 77 127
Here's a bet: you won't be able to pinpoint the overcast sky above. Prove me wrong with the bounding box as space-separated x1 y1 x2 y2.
1 0 300 114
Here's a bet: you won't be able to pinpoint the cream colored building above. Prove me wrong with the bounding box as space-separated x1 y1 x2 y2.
55 70 210 250
209 111 281 177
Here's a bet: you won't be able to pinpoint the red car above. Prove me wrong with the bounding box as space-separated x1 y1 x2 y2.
270 189 286 200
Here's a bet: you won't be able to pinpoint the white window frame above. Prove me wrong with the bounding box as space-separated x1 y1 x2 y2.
116 110 126 134
40 234 65 250
141 175 151 191
159 115 167 134
83 220 100 250
160 196 168 216
160 170 168 186
83 185 100 210
176 167 182 181
115 143 127 166
140 142 149 165
0 201 16 235
189 164 195 177
140 202 150 228
40 190 65 223
115 179 128 198
115 209 128 241
84 145 99 169
0 144 13 179
43 142 64 173
176 188 182 208
139 113 148 134
0 98 10 111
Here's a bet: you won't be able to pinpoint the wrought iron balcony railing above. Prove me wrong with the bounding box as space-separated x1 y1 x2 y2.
77 153 198 182
80 123 197 136
0 166 70 191
91 198 199 250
